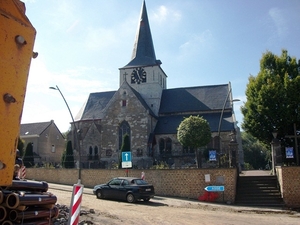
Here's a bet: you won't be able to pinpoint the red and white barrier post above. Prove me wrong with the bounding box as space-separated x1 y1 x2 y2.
68 183 84 225
20 166 26 179
141 171 145 180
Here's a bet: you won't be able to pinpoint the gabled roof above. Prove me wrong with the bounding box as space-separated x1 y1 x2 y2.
159 84 230 114
20 120 62 137
76 82 157 121
123 0 161 68
75 91 116 121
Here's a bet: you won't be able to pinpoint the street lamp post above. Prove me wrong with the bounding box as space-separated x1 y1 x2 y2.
49 85 82 184
271 131 278 175
217 86 240 167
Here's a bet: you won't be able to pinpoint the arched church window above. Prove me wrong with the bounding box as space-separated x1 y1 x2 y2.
166 138 172 155
119 121 131 150
88 146 93 160
94 146 99 160
159 138 165 154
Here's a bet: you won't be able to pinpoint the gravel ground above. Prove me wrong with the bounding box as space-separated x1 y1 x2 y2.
49 184 300 225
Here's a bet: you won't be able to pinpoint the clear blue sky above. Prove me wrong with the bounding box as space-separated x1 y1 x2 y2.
21 0 300 132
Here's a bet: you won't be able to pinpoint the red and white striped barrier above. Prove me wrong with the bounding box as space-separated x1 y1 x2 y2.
68 183 84 225
141 171 145 180
21 166 26 179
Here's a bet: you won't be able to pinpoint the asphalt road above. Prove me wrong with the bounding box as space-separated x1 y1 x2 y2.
48 183 300 225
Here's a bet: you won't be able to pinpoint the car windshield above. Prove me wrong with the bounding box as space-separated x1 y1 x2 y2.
132 179 148 185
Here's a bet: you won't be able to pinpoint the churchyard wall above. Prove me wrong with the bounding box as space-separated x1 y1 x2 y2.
26 168 237 203
276 166 300 208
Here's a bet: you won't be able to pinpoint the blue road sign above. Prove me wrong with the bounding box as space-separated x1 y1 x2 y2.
205 186 225 192
122 152 131 162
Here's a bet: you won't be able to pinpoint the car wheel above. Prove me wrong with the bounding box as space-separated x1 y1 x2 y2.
143 198 150 202
96 190 103 199
126 193 136 203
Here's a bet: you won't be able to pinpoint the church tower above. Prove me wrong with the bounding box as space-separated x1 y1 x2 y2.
119 0 167 116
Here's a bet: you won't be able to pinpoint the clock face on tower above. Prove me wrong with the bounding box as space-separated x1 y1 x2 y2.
131 67 147 84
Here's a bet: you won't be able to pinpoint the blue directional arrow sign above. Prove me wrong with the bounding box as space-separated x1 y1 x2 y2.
122 152 132 168
205 186 225 192
122 152 131 162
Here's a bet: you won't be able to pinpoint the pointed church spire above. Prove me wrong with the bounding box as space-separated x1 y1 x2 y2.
125 0 161 67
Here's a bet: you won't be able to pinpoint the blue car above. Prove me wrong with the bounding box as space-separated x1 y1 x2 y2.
93 177 155 203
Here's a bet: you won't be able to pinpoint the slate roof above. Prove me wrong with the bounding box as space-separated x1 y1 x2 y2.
154 112 234 134
123 0 161 68
75 91 116 121
159 84 230 114
20 120 59 136
75 83 157 121
154 83 235 134
75 83 235 134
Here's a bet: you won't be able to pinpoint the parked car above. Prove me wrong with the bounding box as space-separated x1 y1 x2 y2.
93 177 155 203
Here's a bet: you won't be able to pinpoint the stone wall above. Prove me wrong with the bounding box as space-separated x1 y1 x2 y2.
276 166 300 208
26 168 238 203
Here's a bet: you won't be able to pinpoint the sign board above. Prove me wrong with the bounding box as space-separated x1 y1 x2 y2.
122 152 131 162
122 161 132 168
205 186 225 192
209 150 217 161
205 174 210 183
285 147 294 158
122 152 132 168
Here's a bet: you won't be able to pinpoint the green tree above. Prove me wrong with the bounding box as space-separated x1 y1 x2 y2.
17 137 25 157
119 134 130 169
242 132 269 170
177 115 211 168
241 49 300 145
64 140 75 168
23 143 34 168
61 150 66 168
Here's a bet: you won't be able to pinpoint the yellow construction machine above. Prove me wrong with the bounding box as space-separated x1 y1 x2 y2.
0 0 36 186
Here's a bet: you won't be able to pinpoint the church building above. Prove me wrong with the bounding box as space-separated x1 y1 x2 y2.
73 1 242 169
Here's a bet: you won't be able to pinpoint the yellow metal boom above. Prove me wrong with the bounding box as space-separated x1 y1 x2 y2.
0 0 36 186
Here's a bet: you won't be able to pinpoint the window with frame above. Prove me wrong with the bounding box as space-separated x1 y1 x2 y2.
159 138 165 154
118 121 130 150
137 148 143 157
94 146 99 160
51 145 55 153
159 138 172 155
88 146 93 160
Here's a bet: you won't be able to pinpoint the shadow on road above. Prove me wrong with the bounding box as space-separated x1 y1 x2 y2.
98 198 168 207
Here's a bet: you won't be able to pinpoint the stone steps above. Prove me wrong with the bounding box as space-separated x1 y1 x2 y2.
235 175 284 207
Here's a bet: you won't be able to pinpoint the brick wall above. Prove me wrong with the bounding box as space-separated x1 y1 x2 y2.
276 166 300 208
26 168 238 203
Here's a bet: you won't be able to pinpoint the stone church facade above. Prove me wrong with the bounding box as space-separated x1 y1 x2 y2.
72 1 242 169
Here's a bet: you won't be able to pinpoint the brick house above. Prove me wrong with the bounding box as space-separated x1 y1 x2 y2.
20 120 65 166
72 1 243 169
